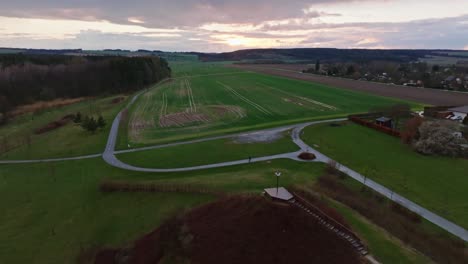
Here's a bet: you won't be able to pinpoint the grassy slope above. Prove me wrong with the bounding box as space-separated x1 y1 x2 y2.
118 132 298 168
329 200 432 264
127 66 419 146
302 122 468 228
0 158 213 264
0 95 129 160
0 158 427 263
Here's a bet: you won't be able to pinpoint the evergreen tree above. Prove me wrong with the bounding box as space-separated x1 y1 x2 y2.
81 116 98 133
97 115 106 128
73 112 82 123
463 115 468 125
315 60 320 72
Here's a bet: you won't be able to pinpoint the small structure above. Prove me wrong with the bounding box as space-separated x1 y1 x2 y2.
375 117 393 128
264 187 294 202
448 105 468 120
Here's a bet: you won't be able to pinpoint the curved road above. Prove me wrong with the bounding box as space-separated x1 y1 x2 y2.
1 79 467 242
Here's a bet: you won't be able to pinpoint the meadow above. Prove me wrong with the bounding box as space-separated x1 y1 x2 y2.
118 131 298 168
0 95 129 160
124 64 417 147
302 122 468 228
0 158 430 264
0 61 439 263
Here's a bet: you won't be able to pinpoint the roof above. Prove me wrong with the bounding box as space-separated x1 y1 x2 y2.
264 187 294 201
448 105 468 114
376 117 392 122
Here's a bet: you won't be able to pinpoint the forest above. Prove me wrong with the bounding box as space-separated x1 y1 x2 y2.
0 54 171 124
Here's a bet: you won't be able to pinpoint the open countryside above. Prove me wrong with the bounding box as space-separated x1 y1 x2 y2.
2 1 468 263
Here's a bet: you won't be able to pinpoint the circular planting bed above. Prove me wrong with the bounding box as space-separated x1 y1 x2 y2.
298 152 317 160
95 196 360 264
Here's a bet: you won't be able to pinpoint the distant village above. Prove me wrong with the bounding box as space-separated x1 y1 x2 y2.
304 61 468 91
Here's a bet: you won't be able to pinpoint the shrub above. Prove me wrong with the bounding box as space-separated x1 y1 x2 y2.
97 115 106 128
298 152 316 160
73 112 82 123
413 120 466 157
81 116 98 133
463 115 468 125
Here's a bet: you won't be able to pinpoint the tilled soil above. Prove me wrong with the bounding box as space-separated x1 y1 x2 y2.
232 64 468 106
94 196 361 264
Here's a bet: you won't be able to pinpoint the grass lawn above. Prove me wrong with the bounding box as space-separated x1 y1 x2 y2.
117 132 298 168
302 122 468 228
0 95 129 160
125 64 419 146
0 158 324 264
0 155 432 263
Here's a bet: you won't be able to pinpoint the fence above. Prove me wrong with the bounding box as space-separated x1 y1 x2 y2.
348 115 401 137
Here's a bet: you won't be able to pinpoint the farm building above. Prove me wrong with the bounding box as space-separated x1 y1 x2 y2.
448 105 468 120
375 117 393 128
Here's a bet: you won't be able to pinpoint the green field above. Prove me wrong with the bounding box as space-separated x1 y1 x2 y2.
0 158 321 264
302 122 468 228
125 65 417 147
118 132 298 168
0 95 129 160
0 156 435 264
0 61 446 263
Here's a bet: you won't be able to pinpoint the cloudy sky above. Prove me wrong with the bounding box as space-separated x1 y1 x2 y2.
1 0 468 52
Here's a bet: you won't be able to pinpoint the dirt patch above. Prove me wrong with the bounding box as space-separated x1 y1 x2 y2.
283 97 304 106
129 117 155 140
234 129 285 143
159 112 210 128
94 196 361 264
298 152 317 160
34 114 74 135
231 64 468 105
10 97 88 117
209 105 246 119
110 97 125 104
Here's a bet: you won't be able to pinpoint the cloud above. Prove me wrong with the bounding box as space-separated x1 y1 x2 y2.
0 0 382 28
0 1 467 51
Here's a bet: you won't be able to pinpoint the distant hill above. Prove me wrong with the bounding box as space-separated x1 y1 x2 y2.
193 48 468 63
2 47 468 65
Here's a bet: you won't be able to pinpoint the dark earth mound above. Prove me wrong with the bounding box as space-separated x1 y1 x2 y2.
94 196 361 264
298 152 317 160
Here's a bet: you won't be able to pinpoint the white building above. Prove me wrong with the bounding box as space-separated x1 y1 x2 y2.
448 105 468 120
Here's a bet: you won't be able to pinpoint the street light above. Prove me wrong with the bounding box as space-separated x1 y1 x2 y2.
275 171 282 194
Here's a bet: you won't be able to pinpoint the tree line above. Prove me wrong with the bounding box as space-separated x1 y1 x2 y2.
0 54 171 124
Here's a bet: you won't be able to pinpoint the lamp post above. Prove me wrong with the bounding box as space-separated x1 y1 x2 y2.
275 171 282 195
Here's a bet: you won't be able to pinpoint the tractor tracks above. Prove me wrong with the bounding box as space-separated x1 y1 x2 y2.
218 81 272 115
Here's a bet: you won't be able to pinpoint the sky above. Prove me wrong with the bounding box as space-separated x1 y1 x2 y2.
0 0 467 52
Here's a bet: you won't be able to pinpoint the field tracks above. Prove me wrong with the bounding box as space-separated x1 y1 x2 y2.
217 81 272 115
257 83 337 110
159 92 168 118
184 79 197 113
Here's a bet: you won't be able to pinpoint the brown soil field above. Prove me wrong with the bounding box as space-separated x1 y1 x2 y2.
10 97 88 117
94 196 361 264
159 111 210 127
34 114 75 134
232 64 468 106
